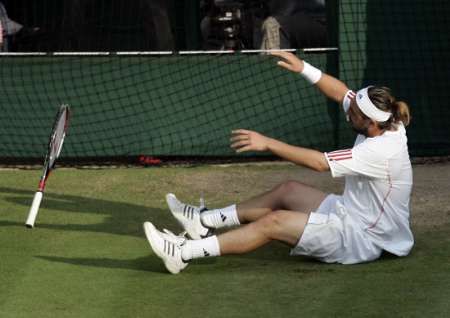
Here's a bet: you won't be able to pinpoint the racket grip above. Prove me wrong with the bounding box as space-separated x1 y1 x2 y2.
26 191 43 228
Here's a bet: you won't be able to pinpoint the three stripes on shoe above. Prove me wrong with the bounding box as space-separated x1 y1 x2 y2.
163 240 176 257
183 205 196 219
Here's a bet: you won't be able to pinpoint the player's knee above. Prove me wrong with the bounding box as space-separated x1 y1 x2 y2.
277 180 304 195
258 211 285 238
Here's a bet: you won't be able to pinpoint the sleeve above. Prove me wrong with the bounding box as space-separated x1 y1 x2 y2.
325 142 388 179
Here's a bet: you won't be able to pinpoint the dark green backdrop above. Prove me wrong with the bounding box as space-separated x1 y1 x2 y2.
338 0 450 156
0 0 449 161
0 54 332 159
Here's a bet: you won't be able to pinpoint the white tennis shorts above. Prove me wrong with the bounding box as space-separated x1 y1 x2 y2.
290 194 382 264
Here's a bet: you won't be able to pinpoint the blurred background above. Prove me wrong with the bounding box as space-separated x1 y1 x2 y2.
0 0 329 52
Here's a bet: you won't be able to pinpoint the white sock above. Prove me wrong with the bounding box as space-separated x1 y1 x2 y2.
201 204 240 229
181 235 221 261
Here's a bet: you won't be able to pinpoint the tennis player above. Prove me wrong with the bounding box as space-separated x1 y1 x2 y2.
143 51 414 274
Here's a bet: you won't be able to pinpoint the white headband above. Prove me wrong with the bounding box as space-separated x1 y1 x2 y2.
355 86 391 122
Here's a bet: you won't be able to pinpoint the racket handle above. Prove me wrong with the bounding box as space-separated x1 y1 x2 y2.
26 191 43 228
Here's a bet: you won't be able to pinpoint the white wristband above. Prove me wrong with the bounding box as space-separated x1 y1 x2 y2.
300 61 322 84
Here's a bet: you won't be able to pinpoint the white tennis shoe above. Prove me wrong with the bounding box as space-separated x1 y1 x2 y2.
143 221 188 274
166 193 213 240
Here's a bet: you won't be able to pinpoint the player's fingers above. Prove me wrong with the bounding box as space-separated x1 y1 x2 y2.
235 145 253 153
269 50 285 58
277 61 294 71
269 50 292 59
231 129 252 135
230 134 249 142
230 140 250 149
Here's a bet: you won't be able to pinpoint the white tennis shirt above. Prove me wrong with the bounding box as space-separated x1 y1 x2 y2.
324 91 414 256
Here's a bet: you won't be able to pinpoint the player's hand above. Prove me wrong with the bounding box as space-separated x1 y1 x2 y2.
230 129 270 153
270 51 304 73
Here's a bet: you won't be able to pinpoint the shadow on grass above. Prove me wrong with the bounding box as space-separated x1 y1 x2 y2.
35 254 217 274
0 186 175 237
35 255 167 273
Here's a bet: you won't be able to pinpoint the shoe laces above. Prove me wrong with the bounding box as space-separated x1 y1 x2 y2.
162 228 187 246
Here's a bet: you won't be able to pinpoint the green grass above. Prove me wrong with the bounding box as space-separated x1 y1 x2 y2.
0 166 449 318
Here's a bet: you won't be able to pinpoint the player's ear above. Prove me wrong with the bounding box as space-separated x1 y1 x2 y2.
369 119 382 132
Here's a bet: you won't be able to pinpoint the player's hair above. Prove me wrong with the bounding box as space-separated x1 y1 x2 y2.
368 86 411 128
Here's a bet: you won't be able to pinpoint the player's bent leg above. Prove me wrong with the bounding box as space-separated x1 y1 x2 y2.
236 180 327 223
166 181 325 237
218 210 310 254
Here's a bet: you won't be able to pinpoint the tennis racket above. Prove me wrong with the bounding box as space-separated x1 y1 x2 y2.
25 104 71 228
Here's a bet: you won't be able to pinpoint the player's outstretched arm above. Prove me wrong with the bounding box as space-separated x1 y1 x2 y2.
230 129 329 172
270 51 349 104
